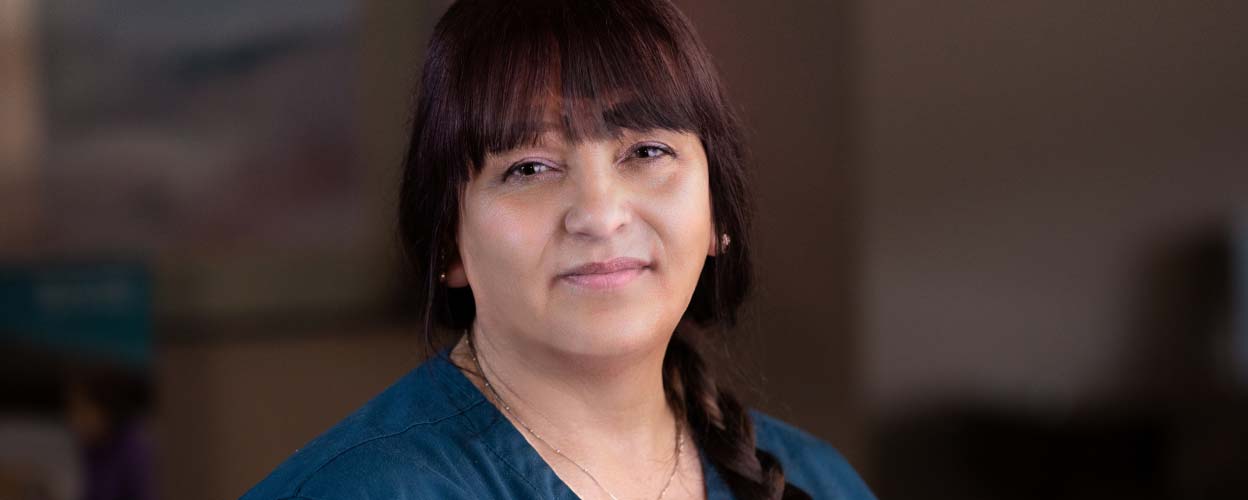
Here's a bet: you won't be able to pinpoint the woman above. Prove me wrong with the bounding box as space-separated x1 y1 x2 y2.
242 0 874 499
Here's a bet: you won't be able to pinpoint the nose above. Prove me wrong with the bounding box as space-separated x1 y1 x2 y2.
563 160 632 240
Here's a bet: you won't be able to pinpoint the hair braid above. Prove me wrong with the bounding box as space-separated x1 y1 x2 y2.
664 333 812 500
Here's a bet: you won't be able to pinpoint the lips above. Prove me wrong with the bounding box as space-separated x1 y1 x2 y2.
560 257 650 277
559 257 650 290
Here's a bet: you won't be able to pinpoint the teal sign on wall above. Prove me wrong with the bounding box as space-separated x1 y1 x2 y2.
0 262 151 368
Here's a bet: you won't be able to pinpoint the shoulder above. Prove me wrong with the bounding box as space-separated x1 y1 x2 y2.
239 355 482 500
749 409 877 500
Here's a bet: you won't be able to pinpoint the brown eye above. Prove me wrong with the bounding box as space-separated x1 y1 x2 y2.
632 144 673 160
503 161 552 182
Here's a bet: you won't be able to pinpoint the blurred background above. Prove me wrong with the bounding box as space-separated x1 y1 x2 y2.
2 0 1246 498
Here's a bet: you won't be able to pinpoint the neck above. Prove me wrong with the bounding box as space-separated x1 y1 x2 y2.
451 321 678 462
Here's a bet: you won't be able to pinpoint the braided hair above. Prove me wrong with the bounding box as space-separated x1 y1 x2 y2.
398 1 809 497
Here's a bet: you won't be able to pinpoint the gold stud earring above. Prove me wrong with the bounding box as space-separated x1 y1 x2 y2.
439 271 447 283
720 233 731 251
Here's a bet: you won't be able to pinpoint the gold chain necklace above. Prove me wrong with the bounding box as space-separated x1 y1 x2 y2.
466 334 684 500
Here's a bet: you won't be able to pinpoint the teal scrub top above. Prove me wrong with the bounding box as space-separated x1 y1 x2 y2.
240 348 876 500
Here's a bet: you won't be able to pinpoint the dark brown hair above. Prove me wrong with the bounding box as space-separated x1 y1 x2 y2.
398 1 807 498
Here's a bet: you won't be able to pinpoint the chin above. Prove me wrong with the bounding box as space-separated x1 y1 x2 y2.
547 313 676 360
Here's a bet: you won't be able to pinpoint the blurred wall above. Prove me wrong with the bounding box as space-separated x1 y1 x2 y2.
154 0 431 498
157 327 421 500
859 0 1248 414
0 0 42 251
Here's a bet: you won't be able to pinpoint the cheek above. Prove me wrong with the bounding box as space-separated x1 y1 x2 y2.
629 172 711 315
649 165 713 257
461 197 551 288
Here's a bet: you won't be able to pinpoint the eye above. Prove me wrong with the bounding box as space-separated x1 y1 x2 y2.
630 143 675 160
502 161 553 182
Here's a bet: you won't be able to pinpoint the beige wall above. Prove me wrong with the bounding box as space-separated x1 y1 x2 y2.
859 0 1248 414
156 327 421 500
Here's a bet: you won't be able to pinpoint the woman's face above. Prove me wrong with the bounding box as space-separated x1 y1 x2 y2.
450 122 717 359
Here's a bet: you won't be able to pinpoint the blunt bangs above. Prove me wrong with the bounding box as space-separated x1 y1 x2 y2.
439 0 722 171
